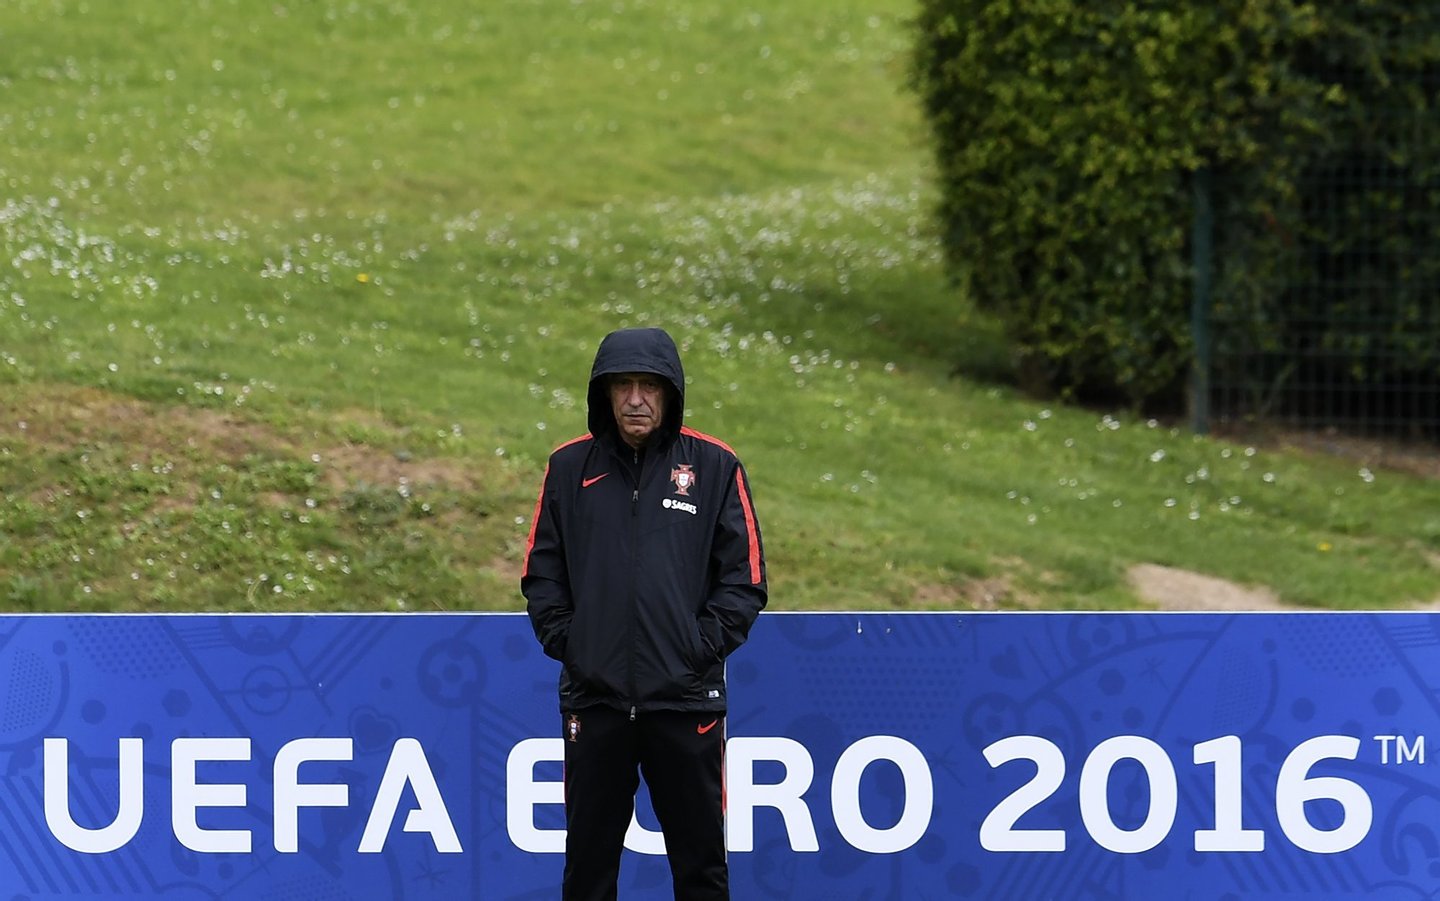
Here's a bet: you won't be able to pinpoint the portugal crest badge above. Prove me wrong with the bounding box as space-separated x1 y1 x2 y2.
670 464 696 496
566 714 581 743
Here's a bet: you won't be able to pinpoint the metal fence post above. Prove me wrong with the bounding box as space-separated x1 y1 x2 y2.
1190 167 1213 435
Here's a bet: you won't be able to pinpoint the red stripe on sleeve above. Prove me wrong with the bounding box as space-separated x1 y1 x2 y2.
734 469 762 584
521 464 549 578
681 425 737 455
682 427 760 584
522 434 591 577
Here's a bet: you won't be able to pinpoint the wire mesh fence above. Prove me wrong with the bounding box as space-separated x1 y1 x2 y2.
1195 64 1440 443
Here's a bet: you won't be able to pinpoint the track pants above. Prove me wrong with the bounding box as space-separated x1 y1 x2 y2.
561 706 727 901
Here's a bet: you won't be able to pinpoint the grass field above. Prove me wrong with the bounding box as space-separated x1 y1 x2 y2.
2 0 1438 612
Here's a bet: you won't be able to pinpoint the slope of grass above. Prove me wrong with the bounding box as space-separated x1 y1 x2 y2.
1 0 1437 612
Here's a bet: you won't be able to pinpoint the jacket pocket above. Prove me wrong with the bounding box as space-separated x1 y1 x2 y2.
687 620 712 673
562 630 600 694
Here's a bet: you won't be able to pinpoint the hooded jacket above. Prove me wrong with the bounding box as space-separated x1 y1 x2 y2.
522 328 768 715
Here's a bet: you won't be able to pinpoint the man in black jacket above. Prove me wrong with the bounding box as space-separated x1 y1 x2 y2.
522 327 768 901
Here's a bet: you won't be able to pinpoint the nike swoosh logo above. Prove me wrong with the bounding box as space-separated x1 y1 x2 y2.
697 719 719 735
581 473 609 488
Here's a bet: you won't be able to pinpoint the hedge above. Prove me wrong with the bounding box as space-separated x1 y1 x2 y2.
912 0 1440 414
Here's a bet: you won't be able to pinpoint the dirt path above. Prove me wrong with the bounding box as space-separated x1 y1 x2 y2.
1128 562 1440 612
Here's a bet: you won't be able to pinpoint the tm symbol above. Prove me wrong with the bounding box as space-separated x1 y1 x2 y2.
1374 735 1426 765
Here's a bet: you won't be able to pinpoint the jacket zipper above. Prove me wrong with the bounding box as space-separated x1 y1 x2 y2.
628 447 641 722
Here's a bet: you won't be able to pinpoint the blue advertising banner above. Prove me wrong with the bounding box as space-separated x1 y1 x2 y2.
0 612 1436 899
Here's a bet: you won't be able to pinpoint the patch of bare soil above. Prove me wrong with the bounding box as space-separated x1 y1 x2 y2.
318 442 477 494
488 554 524 584
914 575 1022 610
1128 563 1289 611
1217 425 1440 481
1129 562 1440 611
4 384 479 499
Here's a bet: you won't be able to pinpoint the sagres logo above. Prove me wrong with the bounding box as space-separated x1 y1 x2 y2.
670 464 696 496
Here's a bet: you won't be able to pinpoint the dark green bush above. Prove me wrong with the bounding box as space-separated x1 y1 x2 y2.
913 0 1440 413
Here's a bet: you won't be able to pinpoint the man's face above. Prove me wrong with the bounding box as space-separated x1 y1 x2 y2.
609 372 666 449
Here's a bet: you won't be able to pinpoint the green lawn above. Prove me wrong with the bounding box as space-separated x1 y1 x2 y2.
2 0 1437 612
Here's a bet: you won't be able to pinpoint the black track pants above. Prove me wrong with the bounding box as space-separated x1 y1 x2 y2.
561 707 727 901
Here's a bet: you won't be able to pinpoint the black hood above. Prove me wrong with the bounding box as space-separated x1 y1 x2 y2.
586 327 685 444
